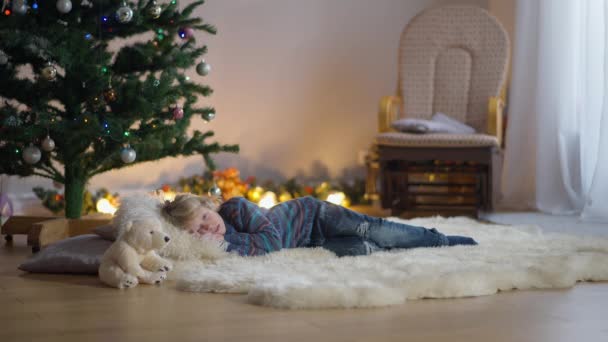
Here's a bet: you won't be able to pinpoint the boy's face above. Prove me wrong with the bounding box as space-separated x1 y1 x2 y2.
184 206 226 238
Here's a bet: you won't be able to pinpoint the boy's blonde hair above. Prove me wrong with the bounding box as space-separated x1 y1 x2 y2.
161 193 221 227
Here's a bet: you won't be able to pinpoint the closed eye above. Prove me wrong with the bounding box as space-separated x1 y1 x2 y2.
203 214 208 220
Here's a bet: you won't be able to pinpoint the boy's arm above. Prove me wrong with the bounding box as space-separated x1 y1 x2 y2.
220 198 282 256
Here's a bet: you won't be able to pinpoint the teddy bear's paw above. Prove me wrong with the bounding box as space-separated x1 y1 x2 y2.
148 272 167 285
159 264 172 272
121 275 139 289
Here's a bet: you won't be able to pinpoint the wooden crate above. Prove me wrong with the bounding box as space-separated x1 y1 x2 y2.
381 161 487 218
2 214 112 253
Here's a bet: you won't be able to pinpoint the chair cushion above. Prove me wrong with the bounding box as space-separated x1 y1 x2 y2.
375 132 499 148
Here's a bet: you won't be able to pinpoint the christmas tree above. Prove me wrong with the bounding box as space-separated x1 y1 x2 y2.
0 0 238 218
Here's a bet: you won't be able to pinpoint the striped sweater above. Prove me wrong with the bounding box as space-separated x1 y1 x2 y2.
219 196 324 256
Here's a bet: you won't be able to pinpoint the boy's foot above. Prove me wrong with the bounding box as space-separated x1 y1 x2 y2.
446 235 478 246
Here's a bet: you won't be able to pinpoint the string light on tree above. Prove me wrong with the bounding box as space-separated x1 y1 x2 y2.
120 145 136 163
22 144 41 164
90 96 105 111
56 0 72 14
196 60 211 76
156 28 166 41
178 27 194 40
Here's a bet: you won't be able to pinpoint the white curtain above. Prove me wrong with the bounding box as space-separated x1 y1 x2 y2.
502 0 608 222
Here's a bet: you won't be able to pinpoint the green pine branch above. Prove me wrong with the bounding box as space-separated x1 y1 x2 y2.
0 0 238 218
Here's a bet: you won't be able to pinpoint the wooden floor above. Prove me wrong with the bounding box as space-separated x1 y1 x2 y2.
1 235 607 342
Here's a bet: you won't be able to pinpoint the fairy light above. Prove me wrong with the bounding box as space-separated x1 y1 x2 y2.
258 192 277 209
4 9 11 16
96 198 117 215
326 192 346 206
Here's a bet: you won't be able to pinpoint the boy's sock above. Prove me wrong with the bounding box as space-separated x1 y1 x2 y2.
446 235 478 246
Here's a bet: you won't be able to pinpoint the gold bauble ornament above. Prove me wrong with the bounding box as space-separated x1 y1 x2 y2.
41 62 57 81
147 0 162 19
279 191 292 203
104 88 117 102
247 186 264 203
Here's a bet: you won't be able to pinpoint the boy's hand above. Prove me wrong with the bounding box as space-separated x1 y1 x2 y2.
189 229 224 241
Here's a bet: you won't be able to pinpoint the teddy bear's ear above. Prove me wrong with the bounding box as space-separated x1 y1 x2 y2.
122 220 134 232
118 220 133 235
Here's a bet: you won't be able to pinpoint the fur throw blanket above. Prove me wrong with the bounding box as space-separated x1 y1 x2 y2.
171 217 608 309
114 194 608 309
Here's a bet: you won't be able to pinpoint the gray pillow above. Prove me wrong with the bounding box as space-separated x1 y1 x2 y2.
94 224 118 241
19 234 112 274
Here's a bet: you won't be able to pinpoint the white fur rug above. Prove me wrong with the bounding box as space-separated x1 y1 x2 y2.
169 216 608 309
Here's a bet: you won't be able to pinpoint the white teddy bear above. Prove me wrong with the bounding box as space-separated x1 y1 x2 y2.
99 218 173 289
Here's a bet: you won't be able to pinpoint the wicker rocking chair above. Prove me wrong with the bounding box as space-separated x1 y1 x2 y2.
367 6 509 218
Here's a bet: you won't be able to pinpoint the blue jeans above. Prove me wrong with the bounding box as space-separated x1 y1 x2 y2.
315 201 450 257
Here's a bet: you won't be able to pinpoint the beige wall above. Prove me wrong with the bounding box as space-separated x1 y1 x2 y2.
5 0 494 209
488 0 514 85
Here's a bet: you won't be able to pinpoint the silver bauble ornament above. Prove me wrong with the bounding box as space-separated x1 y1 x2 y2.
12 0 28 15
41 63 57 81
196 60 211 76
116 3 134 23
120 146 136 163
42 136 55 152
147 1 162 19
208 184 222 197
203 111 215 121
23 145 41 164
56 0 72 14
